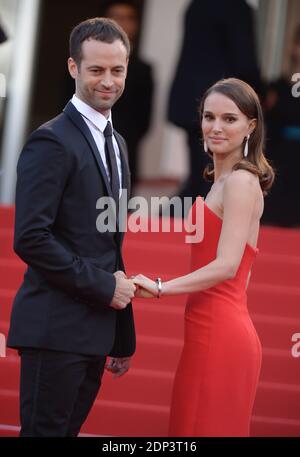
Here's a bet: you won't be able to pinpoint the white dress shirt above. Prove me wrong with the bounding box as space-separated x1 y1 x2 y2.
71 95 122 196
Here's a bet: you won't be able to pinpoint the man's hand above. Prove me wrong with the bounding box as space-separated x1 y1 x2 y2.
105 357 131 378
110 271 136 310
133 274 158 298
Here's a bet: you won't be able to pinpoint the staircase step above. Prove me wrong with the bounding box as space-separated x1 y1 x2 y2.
0 260 25 291
0 390 19 425
0 290 15 322
251 254 300 287
0 356 174 406
2 283 300 330
2 242 299 289
253 381 300 421
0 206 15 229
2 343 299 397
258 225 300 257
251 415 300 437
260 348 300 385
1 386 300 437
252 314 300 352
248 283 300 319
0 230 14 258
134 302 184 339
0 424 19 437
0 390 169 437
124 242 190 276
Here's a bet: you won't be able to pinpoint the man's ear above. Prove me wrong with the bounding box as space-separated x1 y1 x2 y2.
68 57 78 79
124 58 129 79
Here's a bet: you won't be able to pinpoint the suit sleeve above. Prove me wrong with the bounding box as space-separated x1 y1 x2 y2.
14 127 116 309
225 1 261 92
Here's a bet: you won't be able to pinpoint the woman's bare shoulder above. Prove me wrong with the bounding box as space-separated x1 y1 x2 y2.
223 170 259 199
227 169 258 186
224 170 263 218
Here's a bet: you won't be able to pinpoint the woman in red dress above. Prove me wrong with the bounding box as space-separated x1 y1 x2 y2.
133 78 274 437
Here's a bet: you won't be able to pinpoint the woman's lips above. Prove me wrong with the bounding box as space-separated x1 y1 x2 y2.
209 137 227 142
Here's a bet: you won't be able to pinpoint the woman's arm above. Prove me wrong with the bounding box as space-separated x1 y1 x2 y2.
134 171 258 297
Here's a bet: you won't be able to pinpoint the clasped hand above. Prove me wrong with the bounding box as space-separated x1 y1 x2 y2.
110 271 157 310
132 274 158 298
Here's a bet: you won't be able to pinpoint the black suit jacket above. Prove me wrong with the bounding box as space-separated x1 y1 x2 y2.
168 0 261 130
7 101 135 357
112 54 153 143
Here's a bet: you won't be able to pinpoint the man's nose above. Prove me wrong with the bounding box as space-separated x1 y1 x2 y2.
101 72 114 88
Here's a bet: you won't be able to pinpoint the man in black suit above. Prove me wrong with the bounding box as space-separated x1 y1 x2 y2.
7 18 136 437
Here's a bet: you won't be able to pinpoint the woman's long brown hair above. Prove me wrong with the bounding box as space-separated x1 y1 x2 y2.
199 78 275 195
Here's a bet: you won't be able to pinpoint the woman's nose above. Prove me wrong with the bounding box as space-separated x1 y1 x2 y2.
212 121 223 133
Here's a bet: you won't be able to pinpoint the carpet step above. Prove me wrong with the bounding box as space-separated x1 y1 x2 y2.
0 290 15 322
1 205 300 255
0 358 175 406
2 284 300 328
2 240 300 291
248 283 300 319
251 415 300 437
0 206 15 229
257 226 300 257
0 424 19 437
1 311 298 367
253 314 300 352
1 343 299 394
1 416 299 438
253 381 300 421
0 230 14 258
251 254 300 287
0 390 169 437
0 260 25 291
1 386 300 437
0 390 19 425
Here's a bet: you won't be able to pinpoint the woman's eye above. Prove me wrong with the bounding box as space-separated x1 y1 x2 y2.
204 114 213 120
226 117 236 123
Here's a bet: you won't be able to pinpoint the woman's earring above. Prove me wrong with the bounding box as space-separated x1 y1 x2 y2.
204 140 208 153
244 134 250 158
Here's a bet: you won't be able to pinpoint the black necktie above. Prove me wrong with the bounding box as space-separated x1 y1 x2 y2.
103 121 120 209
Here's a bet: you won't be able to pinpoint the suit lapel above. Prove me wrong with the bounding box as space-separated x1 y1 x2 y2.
114 130 131 198
63 102 131 248
63 101 113 199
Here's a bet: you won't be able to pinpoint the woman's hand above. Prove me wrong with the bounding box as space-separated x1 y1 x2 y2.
132 274 158 298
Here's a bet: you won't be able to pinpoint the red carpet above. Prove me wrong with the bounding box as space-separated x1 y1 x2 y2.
0 205 300 436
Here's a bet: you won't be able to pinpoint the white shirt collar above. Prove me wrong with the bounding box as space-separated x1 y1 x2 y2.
71 94 113 133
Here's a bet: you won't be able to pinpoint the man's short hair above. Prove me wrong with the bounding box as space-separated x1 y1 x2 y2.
69 17 130 66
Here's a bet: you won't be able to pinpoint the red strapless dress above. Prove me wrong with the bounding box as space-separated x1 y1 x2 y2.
168 199 262 436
